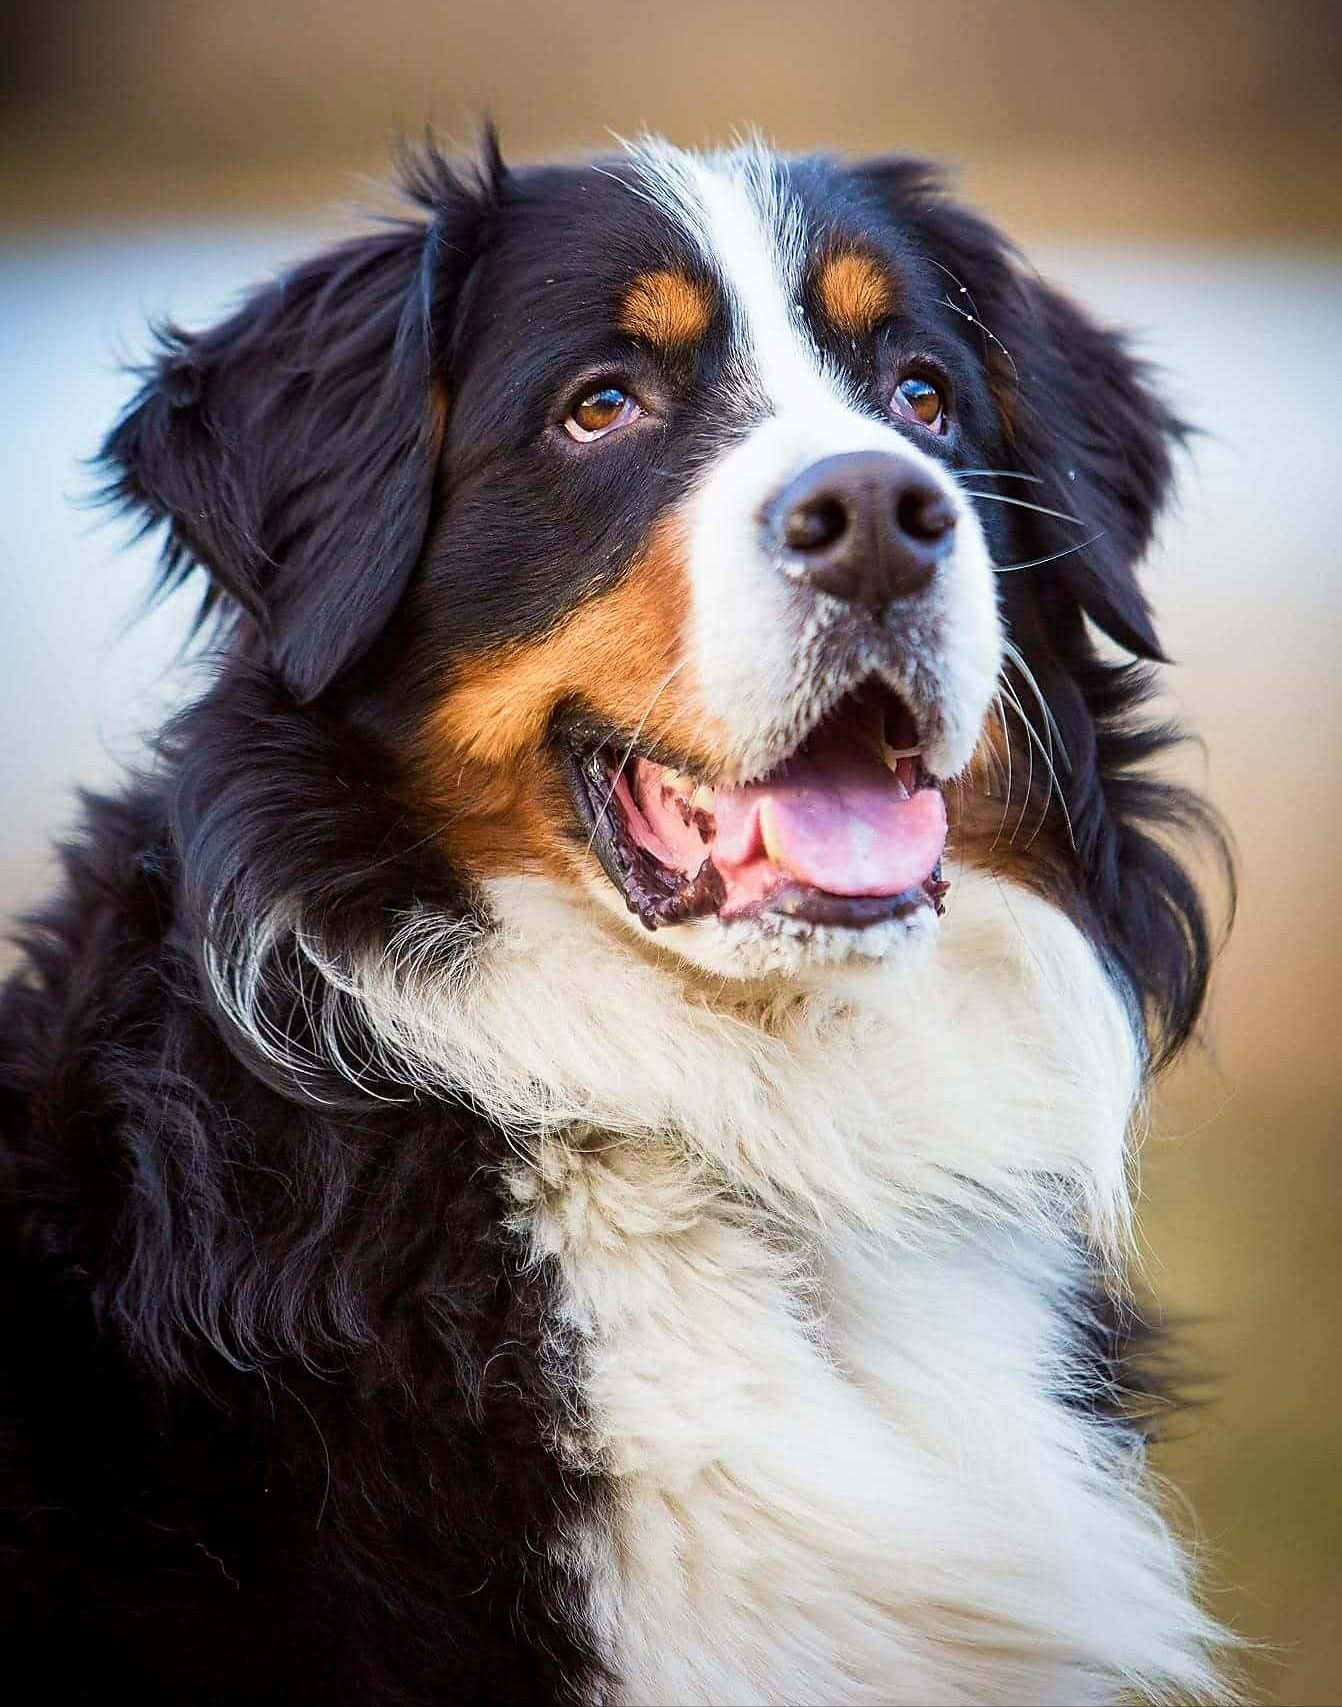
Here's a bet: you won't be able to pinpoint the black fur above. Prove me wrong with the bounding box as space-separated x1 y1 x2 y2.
3 137 1227 1702
858 157 1232 1059
2 765 610 1704
101 143 503 703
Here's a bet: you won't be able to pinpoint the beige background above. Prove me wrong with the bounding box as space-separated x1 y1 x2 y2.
2 4 1339 1700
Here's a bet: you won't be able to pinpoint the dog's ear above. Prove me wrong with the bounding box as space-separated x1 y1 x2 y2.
858 158 1186 660
102 137 503 703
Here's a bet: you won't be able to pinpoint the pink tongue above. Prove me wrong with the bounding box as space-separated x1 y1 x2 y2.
713 746 947 899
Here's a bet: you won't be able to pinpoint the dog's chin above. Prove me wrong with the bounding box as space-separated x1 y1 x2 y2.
584 870 944 983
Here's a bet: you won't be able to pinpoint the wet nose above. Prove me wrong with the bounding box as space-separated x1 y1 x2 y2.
767 450 958 609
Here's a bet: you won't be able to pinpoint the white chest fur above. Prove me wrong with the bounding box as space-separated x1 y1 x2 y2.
517 1141 1219 1707
329 867 1223 1702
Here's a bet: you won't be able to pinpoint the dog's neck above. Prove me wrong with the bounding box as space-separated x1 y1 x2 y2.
339 867 1140 1251
466 875 1215 1706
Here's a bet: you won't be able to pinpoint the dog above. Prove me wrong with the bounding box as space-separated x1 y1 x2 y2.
1 132 1233 1704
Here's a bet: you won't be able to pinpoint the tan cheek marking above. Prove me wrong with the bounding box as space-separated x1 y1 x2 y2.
619 270 713 350
412 517 735 880
816 252 896 337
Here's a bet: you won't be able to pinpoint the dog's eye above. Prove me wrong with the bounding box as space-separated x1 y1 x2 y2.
891 376 946 433
565 386 642 442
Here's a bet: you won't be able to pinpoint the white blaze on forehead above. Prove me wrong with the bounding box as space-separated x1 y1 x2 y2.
620 138 1004 796
625 139 860 422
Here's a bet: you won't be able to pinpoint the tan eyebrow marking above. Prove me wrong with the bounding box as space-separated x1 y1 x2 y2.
815 251 896 336
619 270 713 349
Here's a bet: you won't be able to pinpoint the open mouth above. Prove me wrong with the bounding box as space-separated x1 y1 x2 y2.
568 683 949 932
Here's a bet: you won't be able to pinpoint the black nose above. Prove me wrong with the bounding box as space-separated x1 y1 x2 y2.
768 450 958 609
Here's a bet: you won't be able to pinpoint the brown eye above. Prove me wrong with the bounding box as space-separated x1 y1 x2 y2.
891 375 946 433
565 385 642 442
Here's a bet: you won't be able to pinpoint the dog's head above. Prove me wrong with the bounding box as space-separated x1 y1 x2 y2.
104 134 1221 1059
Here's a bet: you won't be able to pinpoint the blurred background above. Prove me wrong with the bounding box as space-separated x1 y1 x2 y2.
2 3 1338 1698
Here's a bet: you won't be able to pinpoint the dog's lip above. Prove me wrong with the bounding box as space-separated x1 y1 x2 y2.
566 743 729 928
563 681 949 932
723 881 946 926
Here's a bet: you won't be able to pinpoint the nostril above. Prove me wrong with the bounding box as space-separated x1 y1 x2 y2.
783 494 849 554
768 453 957 610
895 485 957 544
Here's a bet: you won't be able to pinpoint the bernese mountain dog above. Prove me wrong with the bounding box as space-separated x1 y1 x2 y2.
2 133 1234 1704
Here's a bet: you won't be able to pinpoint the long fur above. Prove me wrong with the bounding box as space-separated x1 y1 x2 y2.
2 134 1233 1705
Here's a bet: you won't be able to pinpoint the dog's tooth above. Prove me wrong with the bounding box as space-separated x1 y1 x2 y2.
759 799 784 864
882 740 921 773
690 784 715 814
881 746 914 799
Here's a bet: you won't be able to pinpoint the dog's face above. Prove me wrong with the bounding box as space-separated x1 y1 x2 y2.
107 137 1214 1037
409 145 1006 976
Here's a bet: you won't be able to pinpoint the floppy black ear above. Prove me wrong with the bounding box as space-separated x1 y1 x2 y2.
859 158 1186 660
101 139 502 703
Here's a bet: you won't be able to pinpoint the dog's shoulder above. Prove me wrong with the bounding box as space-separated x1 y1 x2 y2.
0 781 609 1704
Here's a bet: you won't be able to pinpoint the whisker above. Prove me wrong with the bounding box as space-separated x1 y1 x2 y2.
1001 638 1072 773
1004 648 1075 853
927 266 1019 385
993 532 1106 574
989 689 1013 853
583 659 689 855
977 714 1006 803
998 676 1077 853
954 470 1045 484
998 680 1036 846
998 679 1048 848
961 491 1088 528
